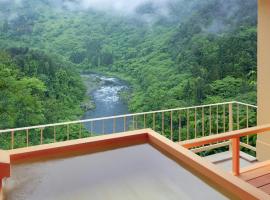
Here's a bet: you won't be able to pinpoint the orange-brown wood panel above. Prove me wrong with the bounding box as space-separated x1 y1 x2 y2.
9 131 149 163
147 130 270 200
180 124 270 149
240 164 270 181
248 173 270 188
232 137 240 176
0 163 10 179
260 184 270 195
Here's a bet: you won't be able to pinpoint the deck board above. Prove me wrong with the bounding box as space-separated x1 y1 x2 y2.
240 164 270 181
240 161 270 196
248 173 270 187
259 184 270 194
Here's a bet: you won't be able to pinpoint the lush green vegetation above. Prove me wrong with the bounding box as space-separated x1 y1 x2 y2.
0 48 85 129
0 0 257 133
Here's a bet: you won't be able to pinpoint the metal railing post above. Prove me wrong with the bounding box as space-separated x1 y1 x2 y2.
229 103 234 151
229 103 234 132
11 131 14 149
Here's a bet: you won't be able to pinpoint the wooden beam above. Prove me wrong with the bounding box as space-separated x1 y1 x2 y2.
8 130 149 163
232 137 240 176
180 124 270 149
147 130 269 200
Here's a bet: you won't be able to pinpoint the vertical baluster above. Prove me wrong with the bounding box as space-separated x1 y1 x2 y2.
228 103 234 150
124 116 127 132
223 104 226 133
202 107 205 137
216 105 219 134
79 123 82 139
113 118 116 133
246 106 249 144
178 111 181 142
66 125 69 141
133 116 135 130
41 128 43 144
187 109 190 140
153 113 156 130
26 129 29 147
162 112 164 135
102 120 105 134
11 131 14 149
170 111 173 141
135 116 138 129
144 114 146 129
194 108 197 138
229 103 233 132
209 106 212 135
54 126 56 142
237 104 240 130
90 121 93 136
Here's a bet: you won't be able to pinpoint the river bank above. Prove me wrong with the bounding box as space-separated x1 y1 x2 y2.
80 74 101 111
81 73 130 113
80 73 130 133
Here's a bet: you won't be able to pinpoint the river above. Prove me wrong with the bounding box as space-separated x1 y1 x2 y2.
81 73 130 134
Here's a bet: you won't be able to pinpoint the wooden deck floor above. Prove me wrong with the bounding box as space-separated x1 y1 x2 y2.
240 161 270 195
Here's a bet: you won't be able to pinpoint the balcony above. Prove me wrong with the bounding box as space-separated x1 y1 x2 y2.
0 101 258 151
2 101 269 199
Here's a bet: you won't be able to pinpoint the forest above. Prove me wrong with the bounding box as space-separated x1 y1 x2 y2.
0 48 85 129
0 0 257 129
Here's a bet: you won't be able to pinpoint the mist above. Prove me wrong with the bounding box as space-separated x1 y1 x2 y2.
0 0 257 30
52 0 177 14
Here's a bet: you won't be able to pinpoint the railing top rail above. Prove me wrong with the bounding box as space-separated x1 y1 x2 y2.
0 101 255 133
180 123 270 149
235 101 258 108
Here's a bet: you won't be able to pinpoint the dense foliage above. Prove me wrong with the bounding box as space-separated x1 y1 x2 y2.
0 48 85 129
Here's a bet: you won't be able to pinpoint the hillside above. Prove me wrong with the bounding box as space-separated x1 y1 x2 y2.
0 48 85 128
0 0 257 127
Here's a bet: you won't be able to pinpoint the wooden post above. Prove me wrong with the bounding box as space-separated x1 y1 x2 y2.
232 137 240 176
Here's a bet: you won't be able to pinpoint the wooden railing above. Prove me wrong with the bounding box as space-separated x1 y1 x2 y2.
0 101 257 150
180 124 270 176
